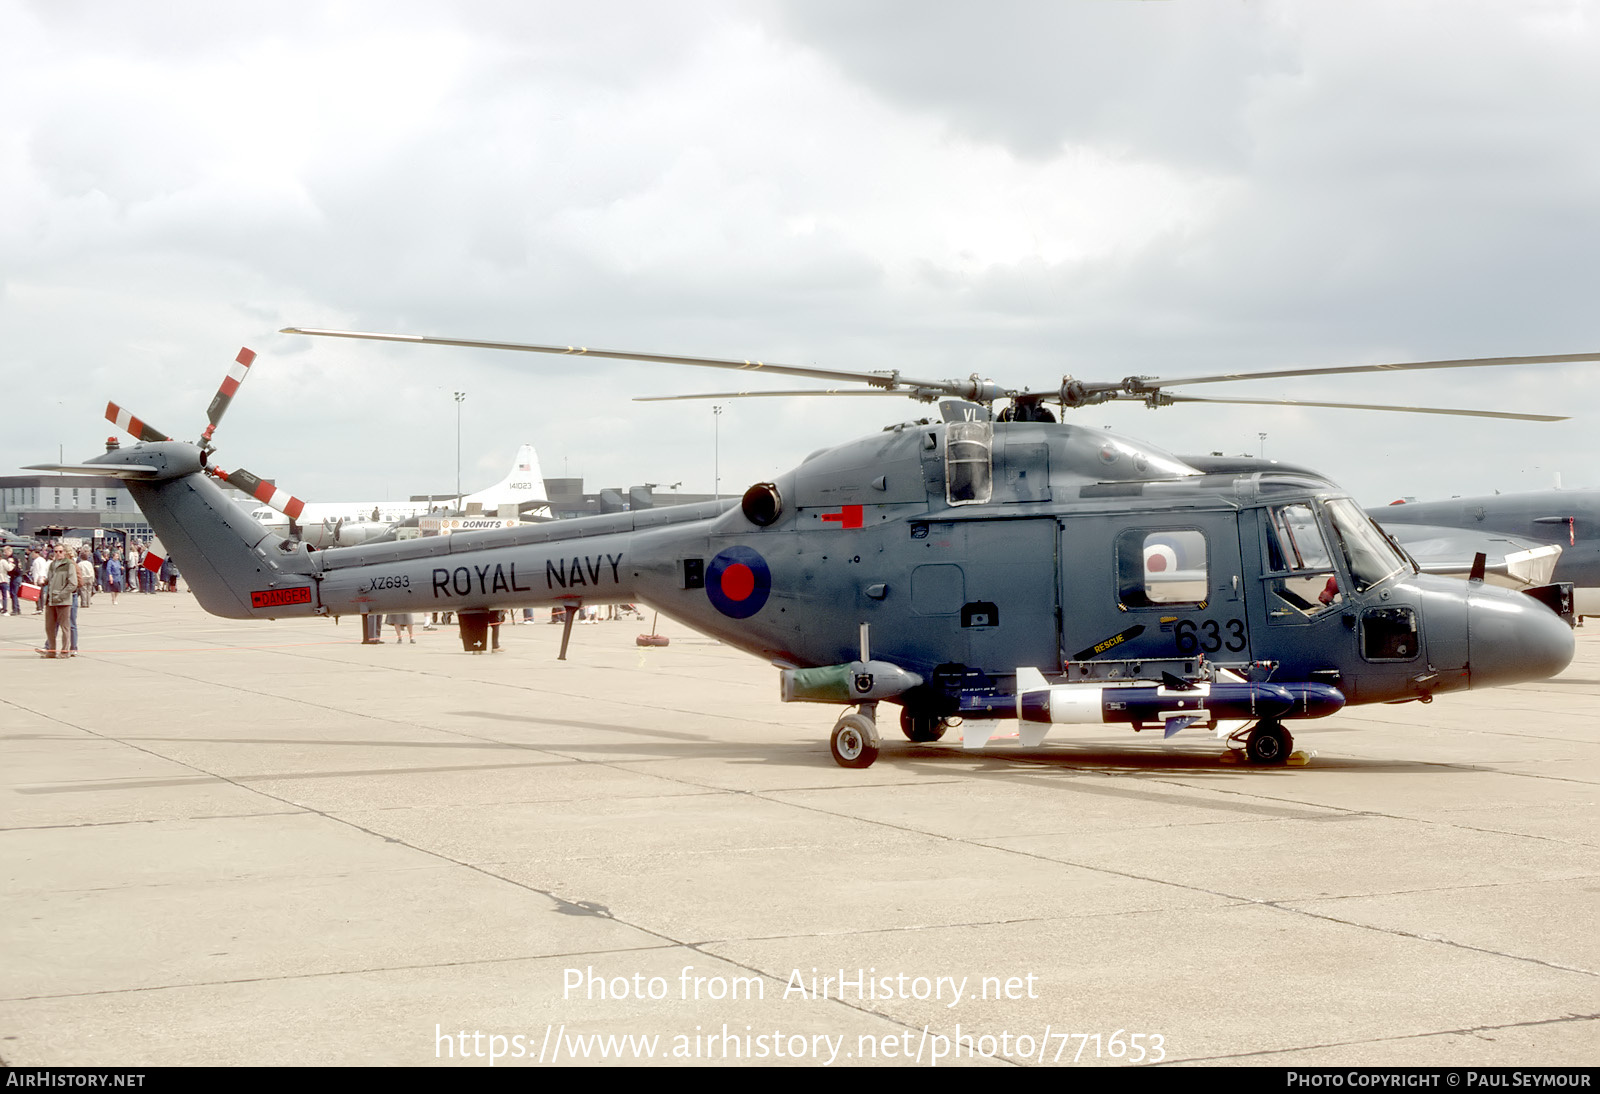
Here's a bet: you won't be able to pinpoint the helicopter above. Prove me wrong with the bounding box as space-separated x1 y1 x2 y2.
37 333 1590 769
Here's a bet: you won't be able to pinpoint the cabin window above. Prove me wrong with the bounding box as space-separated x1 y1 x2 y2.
1263 503 1342 618
1118 528 1208 607
945 421 993 506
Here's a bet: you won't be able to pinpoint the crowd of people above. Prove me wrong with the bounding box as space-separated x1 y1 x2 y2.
1 539 182 658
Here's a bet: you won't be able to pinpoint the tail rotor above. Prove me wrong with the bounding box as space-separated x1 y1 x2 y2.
105 345 310 534
105 346 257 452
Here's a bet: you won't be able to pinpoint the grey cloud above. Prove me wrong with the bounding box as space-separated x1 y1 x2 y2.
773 0 1286 166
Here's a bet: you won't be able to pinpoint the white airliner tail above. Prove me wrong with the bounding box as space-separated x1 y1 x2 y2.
462 443 549 515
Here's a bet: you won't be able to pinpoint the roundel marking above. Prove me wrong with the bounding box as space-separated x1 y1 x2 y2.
1144 543 1178 575
706 546 771 619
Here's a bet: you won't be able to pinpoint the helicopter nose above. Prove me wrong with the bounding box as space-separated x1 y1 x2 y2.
1468 586 1574 689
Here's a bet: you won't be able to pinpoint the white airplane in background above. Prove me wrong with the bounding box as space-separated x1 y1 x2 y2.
247 443 551 548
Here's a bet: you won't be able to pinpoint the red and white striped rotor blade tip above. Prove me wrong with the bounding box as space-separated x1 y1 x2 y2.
201 347 256 445
210 466 306 521
105 402 171 443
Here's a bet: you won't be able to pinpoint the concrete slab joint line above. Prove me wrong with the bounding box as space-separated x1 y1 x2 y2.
1 596 1597 1066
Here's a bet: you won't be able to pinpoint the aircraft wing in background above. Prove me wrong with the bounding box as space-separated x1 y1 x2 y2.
1385 524 1562 588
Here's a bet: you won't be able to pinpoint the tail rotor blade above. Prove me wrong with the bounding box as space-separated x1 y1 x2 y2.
200 347 257 449
210 466 306 521
105 402 171 443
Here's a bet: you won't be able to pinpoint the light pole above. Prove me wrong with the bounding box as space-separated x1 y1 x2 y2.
454 391 467 507
713 404 723 501
1258 432 1267 459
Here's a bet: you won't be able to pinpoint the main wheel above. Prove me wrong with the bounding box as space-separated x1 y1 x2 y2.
1246 722 1293 766
830 714 879 769
899 707 948 743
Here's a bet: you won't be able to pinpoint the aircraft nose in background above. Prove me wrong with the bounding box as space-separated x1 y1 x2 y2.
1469 588 1575 689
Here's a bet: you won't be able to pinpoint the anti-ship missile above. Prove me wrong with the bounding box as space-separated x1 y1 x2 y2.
963 667 1345 740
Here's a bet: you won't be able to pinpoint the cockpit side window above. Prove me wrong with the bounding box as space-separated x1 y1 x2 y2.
1262 503 1342 619
1267 503 1334 571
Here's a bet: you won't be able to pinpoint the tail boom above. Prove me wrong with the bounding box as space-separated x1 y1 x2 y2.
72 441 732 624
109 444 319 619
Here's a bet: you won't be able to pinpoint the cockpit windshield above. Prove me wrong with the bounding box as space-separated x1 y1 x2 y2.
1323 497 1409 592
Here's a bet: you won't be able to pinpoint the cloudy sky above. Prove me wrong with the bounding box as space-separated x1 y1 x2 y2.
5 0 1600 508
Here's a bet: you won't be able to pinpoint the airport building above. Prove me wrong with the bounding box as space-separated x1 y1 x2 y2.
0 473 153 542
2 470 262 546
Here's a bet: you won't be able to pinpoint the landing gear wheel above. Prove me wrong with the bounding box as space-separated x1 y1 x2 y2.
830 713 879 769
1246 722 1293 766
900 707 948 743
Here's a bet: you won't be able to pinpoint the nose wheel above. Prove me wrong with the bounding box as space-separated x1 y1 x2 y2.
1244 721 1293 766
830 704 881 768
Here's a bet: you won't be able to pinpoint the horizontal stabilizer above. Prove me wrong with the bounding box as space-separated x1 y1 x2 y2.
23 462 160 479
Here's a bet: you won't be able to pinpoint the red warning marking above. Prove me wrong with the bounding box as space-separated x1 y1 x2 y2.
821 505 863 529
721 563 755 601
250 586 313 608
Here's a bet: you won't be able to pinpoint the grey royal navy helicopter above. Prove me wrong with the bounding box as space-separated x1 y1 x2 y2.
41 335 1591 769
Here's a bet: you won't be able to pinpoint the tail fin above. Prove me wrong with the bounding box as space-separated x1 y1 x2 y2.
462 443 549 513
59 443 319 619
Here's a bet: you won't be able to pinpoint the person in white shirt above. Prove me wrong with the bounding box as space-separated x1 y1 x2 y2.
29 548 50 614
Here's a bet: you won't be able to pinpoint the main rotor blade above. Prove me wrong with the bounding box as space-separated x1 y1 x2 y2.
1158 393 1567 421
1145 351 1600 389
280 327 1002 402
633 389 915 402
